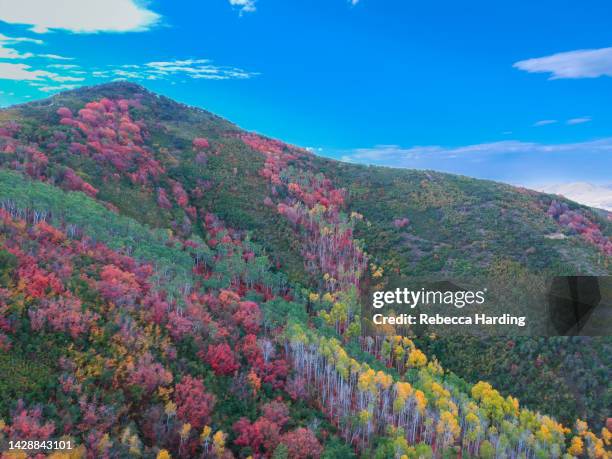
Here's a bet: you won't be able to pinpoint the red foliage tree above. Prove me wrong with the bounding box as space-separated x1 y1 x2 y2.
8 401 55 441
62 167 98 197
56 107 73 119
97 264 141 306
174 376 215 430
170 180 189 208
262 400 289 428
233 417 281 456
280 428 323 459
157 188 172 210
205 342 240 376
127 352 173 393
233 301 262 334
193 137 210 149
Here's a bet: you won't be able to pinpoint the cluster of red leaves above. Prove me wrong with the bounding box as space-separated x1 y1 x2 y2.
233 401 321 458
29 296 98 339
205 342 240 376
57 98 164 185
170 180 189 208
5 401 55 442
547 200 612 255
127 352 173 393
192 137 210 150
174 375 216 430
62 167 99 197
0 123 54 184
393 217 410 229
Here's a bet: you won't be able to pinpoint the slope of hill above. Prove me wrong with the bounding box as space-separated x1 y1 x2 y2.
0 82 610 458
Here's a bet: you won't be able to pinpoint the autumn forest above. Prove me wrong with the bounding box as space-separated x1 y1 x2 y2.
0 82 609 459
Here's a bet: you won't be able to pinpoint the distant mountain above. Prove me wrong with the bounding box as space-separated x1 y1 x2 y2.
0 82 610 457
537 182 612 212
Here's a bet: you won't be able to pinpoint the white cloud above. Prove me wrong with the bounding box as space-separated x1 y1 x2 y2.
95 59 259 81
0 33 42 59
36 83 80 92
38 54 74 60
338 138 612 166
0 33 74 61
567 116 591 125
535 182 612 211
514 47 612 79
229 0 256 14
533 119 557 127
0 0 161 33
0 46 32 59
52 75 84 82
47 64 80 69
0 59 83 93
0 62 58 80
0 33 42 44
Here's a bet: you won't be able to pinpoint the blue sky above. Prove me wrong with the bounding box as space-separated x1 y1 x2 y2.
0 0 610 187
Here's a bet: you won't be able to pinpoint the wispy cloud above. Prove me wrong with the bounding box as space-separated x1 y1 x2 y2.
0 33 41 59
0 62 59 81
1 52 256 93
0 0 161 33
567 116 591 125
38 54 74 61
514 47 612 79
35 83 80 93
336 138 612 168
0 33 74 61
144 59 257 80
85 60 258 82
0 33 42 45
88 59 259 82
533 119 557 127
333 138 612 185
46 64 80 70
229 0 257 14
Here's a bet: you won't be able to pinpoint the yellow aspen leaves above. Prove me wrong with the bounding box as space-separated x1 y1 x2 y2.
374 370 392 390
395 382 413 401
201 425 212 441
414 390 427 414
568 436 584 456
179 422 192 440
358 368 377 394
436 411 461 445
164 400 177 417
407 348 427 368
322 292 334 303
601 427 611 447
213 430 226 455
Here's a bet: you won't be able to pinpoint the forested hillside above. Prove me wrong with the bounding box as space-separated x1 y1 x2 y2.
0 82 609 458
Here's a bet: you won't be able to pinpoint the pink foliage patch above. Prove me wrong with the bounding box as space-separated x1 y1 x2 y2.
192 137 210 149
547 200 612 255
58 97 164 185
63 167 99 197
